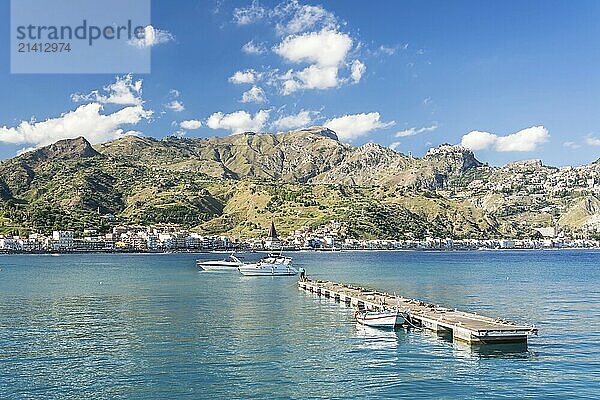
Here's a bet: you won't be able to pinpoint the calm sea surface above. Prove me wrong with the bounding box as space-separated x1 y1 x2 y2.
0 251 599 399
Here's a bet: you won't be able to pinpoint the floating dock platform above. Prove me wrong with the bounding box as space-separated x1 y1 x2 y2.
298 278 538 345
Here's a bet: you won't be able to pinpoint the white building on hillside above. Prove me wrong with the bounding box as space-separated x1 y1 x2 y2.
52 231 74 251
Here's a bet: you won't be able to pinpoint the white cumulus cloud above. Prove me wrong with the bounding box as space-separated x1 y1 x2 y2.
206 110 270 134
280 64 339 93
274 29 355 94
275 29 351 67
233 3 362 95
71 74 143 106
241 86 267 103
272 110 315 131
165 89 184 112
274 2 338 35
229 69 259 84
0 103 152 147
324 112 395 141
350 60 366 83
461 131 497 151
166 100 185 112
238 1 338 35
128 25 174 48
396 124 438 137
180 119 202 130
461 126 549 152
4 75 153 149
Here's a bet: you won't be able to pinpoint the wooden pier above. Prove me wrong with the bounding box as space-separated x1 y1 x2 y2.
298 278 538 346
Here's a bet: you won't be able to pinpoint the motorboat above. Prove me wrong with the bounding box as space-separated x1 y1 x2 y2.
238 254 297 276
196 254 243 271
355 309 404 329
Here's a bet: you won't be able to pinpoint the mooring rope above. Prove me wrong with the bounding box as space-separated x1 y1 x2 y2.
403 311 423 330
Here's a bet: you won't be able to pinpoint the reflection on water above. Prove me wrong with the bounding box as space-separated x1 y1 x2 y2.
355 323 401 351
0 251 599 399
453 341 531 359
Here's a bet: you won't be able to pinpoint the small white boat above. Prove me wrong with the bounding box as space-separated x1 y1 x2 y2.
238 254 297 276
355 309 404 329
197 254 243 271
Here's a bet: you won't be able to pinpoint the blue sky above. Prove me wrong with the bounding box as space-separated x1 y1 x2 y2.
1 0 600 166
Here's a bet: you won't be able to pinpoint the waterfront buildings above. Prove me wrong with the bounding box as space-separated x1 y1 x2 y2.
0 220 597 253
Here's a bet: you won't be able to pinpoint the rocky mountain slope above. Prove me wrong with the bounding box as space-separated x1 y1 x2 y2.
98 127 350 182
0 127 597 239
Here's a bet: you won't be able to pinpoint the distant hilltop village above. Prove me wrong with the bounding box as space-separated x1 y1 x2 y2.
0 128 598 242
0 220 598 253
464 159 599 196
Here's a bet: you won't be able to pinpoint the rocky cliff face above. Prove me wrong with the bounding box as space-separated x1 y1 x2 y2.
312 142 413 185
386 144 485 189
559 196 600 228
293 126 339 140
0 129 597 237
98 127 350 182
26 136 100 163
97 129 485 188
422 144 483 173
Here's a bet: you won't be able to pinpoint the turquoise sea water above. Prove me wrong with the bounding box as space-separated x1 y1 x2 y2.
0 250 599 399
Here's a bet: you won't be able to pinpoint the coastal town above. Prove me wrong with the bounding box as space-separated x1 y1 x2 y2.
0 220 598 253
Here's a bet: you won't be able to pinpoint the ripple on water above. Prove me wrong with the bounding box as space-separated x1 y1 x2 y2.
0 251 599 399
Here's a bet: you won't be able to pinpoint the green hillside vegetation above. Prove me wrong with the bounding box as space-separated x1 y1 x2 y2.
0 128 597 239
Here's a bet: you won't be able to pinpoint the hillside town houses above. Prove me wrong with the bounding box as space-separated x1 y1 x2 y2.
0 220 598 253
463 160 600 196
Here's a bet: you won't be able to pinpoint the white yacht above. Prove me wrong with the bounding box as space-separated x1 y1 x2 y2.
238 254 297 276
355 309 404 329
196 254 243 271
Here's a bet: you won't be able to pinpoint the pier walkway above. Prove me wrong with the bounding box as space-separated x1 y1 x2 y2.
298 278 538 345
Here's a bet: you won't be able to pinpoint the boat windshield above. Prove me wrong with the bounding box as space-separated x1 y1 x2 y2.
260 255 292 265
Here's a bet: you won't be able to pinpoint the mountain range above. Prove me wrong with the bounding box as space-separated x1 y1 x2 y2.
0 126 598 239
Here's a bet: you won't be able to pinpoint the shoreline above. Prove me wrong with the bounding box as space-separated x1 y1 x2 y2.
0 247 599 256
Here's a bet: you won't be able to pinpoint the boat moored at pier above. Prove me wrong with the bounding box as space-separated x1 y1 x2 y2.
298 278 538 346
355 309 404 329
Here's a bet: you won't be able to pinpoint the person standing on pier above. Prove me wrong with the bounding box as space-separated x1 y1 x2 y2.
299 267 306 281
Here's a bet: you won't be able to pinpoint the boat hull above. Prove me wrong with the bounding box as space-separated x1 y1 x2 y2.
196 261 242 271
198 264 240 271
356 310 403 328
238 264 298 276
